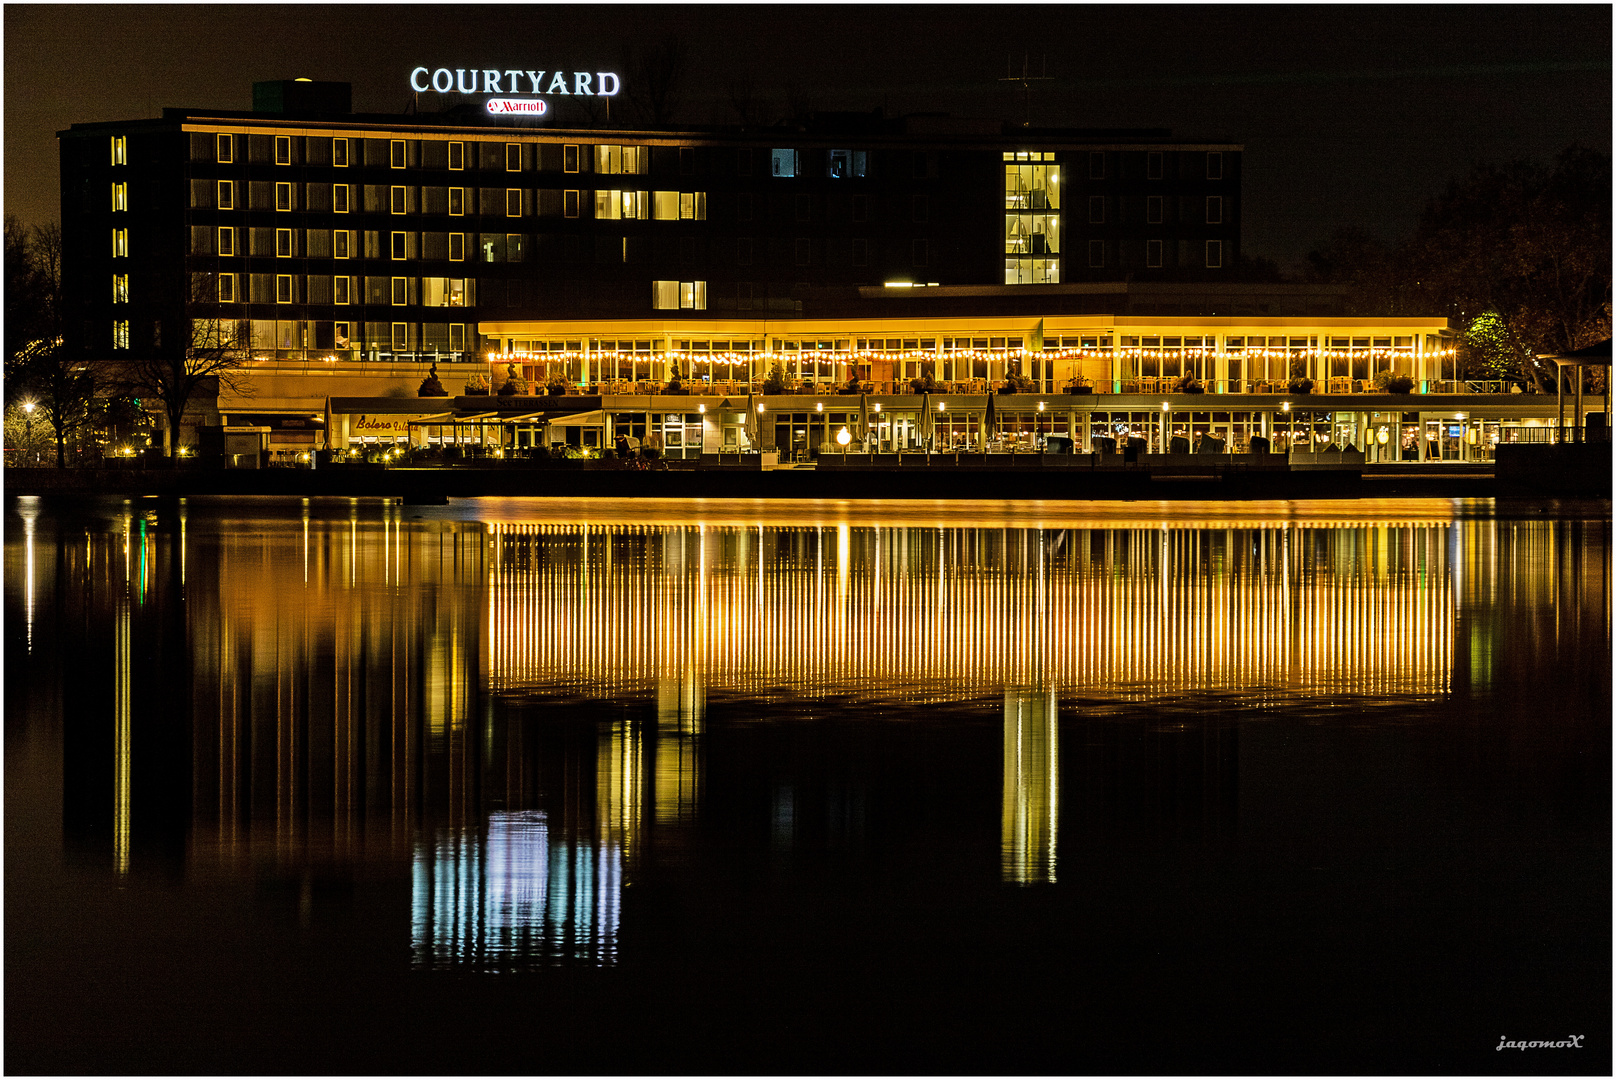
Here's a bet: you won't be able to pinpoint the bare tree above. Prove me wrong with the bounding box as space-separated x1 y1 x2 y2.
121 304 253 455
622 36 686 126
19 338 98 467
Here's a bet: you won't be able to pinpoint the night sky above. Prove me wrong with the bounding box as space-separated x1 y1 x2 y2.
5 3 1610 269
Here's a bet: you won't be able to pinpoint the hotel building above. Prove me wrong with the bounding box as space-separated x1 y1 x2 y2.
58 79 1597 459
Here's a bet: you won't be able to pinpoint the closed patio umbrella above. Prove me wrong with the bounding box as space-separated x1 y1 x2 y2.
984 385 997 448
858 392 870 448
920 390 931 450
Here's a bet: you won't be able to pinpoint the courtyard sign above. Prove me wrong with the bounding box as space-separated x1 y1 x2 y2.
409 67 621 97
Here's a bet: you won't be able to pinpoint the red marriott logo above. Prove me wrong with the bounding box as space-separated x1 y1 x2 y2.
486 98 548 115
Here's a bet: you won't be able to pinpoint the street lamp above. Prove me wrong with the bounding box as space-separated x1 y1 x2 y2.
21 401 36 465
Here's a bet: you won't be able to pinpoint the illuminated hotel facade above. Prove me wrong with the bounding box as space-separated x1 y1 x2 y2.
58 79 1599 458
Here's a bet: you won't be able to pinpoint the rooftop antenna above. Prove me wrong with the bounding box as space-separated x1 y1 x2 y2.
1000 52 1052 128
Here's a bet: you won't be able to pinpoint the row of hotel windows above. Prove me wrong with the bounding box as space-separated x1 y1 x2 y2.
188 134 1225 182
180 319 473 354
205 134 874 179
192 181 897 227
181 272 709 311
1001 239 1225 283
1080 195 1224 225
187 226 922 268
189 180 709 219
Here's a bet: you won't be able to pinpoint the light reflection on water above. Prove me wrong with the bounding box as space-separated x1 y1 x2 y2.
5 497 1609 970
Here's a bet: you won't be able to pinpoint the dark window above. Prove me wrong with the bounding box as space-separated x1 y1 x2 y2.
1088 239 1104 268
912 239 928 266
1147 151 1163 180
1089 152 1104 180
391 140 406 169
679 147 695 175
563 190 579 218
563 144 579 173
852 238 868 267
737 237 753 266
795 195 810 223
912 151 927 178
852 195 868 223
912 195 927 223
447 141 463 170
794 238 811 266
737 193 753 222
1207 151 1223 180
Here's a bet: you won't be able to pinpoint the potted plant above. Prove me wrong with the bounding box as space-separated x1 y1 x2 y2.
1286 376 1314 394
762 363 788 395
464 373 490 396
1373 370 1414 394
545 379 568 397
1173 373 1206 394
1064 375 1093 395
418 363 448 397
497 363 527 396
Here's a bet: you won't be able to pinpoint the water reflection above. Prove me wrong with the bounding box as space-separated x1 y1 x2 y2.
7 498 1608 970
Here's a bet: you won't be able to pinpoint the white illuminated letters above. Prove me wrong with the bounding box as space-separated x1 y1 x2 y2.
409 66 622 97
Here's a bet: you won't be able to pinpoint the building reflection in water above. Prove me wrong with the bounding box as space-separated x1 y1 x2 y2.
411 810 622 969
19 500 1606 964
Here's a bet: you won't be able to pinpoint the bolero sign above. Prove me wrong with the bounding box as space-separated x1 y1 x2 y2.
409 67 621 97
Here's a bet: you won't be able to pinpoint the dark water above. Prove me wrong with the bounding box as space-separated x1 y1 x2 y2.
5 496 1609 1075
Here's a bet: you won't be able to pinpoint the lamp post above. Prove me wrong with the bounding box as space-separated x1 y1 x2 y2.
1282 400 1292 454
22 401 34 465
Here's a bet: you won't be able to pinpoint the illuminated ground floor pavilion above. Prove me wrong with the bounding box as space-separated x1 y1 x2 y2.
215 312 1604 463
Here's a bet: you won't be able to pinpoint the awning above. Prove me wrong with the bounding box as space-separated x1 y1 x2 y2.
544 409 605 428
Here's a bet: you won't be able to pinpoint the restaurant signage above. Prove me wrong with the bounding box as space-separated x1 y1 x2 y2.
351 413 428 437
409 68 621 97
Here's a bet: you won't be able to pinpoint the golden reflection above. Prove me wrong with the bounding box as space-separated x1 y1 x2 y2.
113 591 131 876
1002 687 1058 884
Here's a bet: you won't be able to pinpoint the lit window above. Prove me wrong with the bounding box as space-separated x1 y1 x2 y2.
333 230 349 259
390 140 406 169
275 182 292 211
1205 240 1222 269
276 275 293 303
506 143 521 172
563 144 579 173
391 232 408 260
111 136 126 166
333 184 349 213
771 149 797 177
563 190 579 218
506 189 521 217
448 233 464 262
217 181 234 210
652 280 706 310
448 187 464 216
1088 195 1104 224
1089 239 1104 268
448 142 463 171
216 134 233 163
1146 239 1163 268
113 320 130 349
334 276 350 305
112 228 128 258
1147 151 1163 180
334 322 351 347
1206 196 1223 224
391 186 407 215
112 274 129 303
218 273 236 303
333 138 349 167
276 229 293 257
391 278 408 306
1147 195 1162 224
111 182 127 212
1207 151 1223 180
275 136 291 165
654 191 679 220
680 192 707 220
